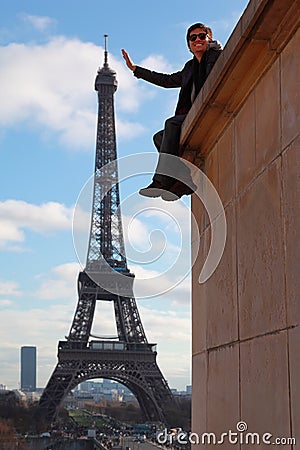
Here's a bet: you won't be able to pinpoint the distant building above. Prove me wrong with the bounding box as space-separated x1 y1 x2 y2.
20 346 36 392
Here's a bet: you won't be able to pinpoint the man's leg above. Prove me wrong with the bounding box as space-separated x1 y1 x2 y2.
139 115 195 199
153 115 187 186
153 129 163 151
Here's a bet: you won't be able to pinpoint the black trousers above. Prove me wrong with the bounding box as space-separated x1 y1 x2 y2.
152 115 191 186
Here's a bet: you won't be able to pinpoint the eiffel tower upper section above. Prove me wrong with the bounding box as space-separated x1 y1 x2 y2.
87 35 127 274
67 36 148 345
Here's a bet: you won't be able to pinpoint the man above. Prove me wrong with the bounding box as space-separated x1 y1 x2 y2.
122 23 222 200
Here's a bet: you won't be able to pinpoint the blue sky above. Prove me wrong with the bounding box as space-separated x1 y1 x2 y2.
0 0 249 391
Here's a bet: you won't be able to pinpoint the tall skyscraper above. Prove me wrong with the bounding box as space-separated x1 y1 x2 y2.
20 346 36 392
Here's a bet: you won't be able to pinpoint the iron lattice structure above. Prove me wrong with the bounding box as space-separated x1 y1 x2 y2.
38 38 176 425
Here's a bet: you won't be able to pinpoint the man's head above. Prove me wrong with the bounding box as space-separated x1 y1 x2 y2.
186 23 213 58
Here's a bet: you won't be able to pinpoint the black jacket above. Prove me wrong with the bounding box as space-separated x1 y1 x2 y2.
134 45 222 115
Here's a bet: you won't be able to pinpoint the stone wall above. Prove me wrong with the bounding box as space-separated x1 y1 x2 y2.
181 0 299 447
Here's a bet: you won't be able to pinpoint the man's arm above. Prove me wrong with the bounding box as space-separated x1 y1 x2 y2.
134 66 183 88
122 48 183 88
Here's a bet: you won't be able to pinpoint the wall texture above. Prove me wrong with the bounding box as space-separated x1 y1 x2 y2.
181 0 299 447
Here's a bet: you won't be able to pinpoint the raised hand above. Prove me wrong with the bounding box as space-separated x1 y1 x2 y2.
121 49 136 72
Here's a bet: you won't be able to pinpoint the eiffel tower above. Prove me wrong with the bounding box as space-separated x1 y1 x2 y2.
38 36 176 425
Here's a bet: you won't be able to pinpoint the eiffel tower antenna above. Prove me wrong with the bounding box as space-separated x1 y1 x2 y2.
38 36 177 425
104 34 108 66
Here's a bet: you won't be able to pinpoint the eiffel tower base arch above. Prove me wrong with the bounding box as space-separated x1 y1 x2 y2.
39 340 176 425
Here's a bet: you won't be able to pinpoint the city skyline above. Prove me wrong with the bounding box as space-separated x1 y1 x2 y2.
0 0 249 391
1 344 192 396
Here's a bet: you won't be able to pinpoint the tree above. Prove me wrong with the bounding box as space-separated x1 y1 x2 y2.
0 420 21 450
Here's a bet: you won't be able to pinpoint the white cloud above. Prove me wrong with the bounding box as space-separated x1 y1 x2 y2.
122 196 191 247
141 198 191 234
0 261 82 387
140 304 190 340
35 262 81 301
130 265 191 305
159 355 191 387
0 299 15 306
116 118 145 140
0 279 21 297
0 37 158 148
20 13 56 32
0 304 74 388
120 197 192 301
0 199 74 248
122 214 150 250
139 304 191 386
0 219 24 245
140 54 174 72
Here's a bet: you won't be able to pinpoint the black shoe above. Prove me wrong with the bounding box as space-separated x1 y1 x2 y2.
139 181 169 198
161 180 197 201
160 190 181 202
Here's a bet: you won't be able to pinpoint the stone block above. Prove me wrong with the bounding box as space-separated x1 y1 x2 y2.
237 159 286 340
240 331 290 449
282 138 300 326
207 344 240 438
204 145 219 190
192 352 207 448
206 203 238 349
192 228 209 354
235 92 256 194
191 192 207 238
255 58 281 169
281 27 300 150
217 122 235 207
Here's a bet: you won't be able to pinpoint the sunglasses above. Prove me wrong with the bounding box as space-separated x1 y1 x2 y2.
189 33 207 42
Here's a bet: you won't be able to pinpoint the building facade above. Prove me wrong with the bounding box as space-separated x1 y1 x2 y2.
180 0 299 446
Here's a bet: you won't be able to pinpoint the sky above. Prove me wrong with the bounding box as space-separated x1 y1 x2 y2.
0 0 249 392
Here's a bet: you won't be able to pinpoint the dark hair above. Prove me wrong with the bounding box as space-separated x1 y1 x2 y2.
186 22 213 47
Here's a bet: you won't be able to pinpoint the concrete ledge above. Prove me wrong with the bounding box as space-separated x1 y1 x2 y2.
180 0 300 157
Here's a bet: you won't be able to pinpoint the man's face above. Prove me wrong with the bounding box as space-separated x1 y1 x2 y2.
188 27 209 57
